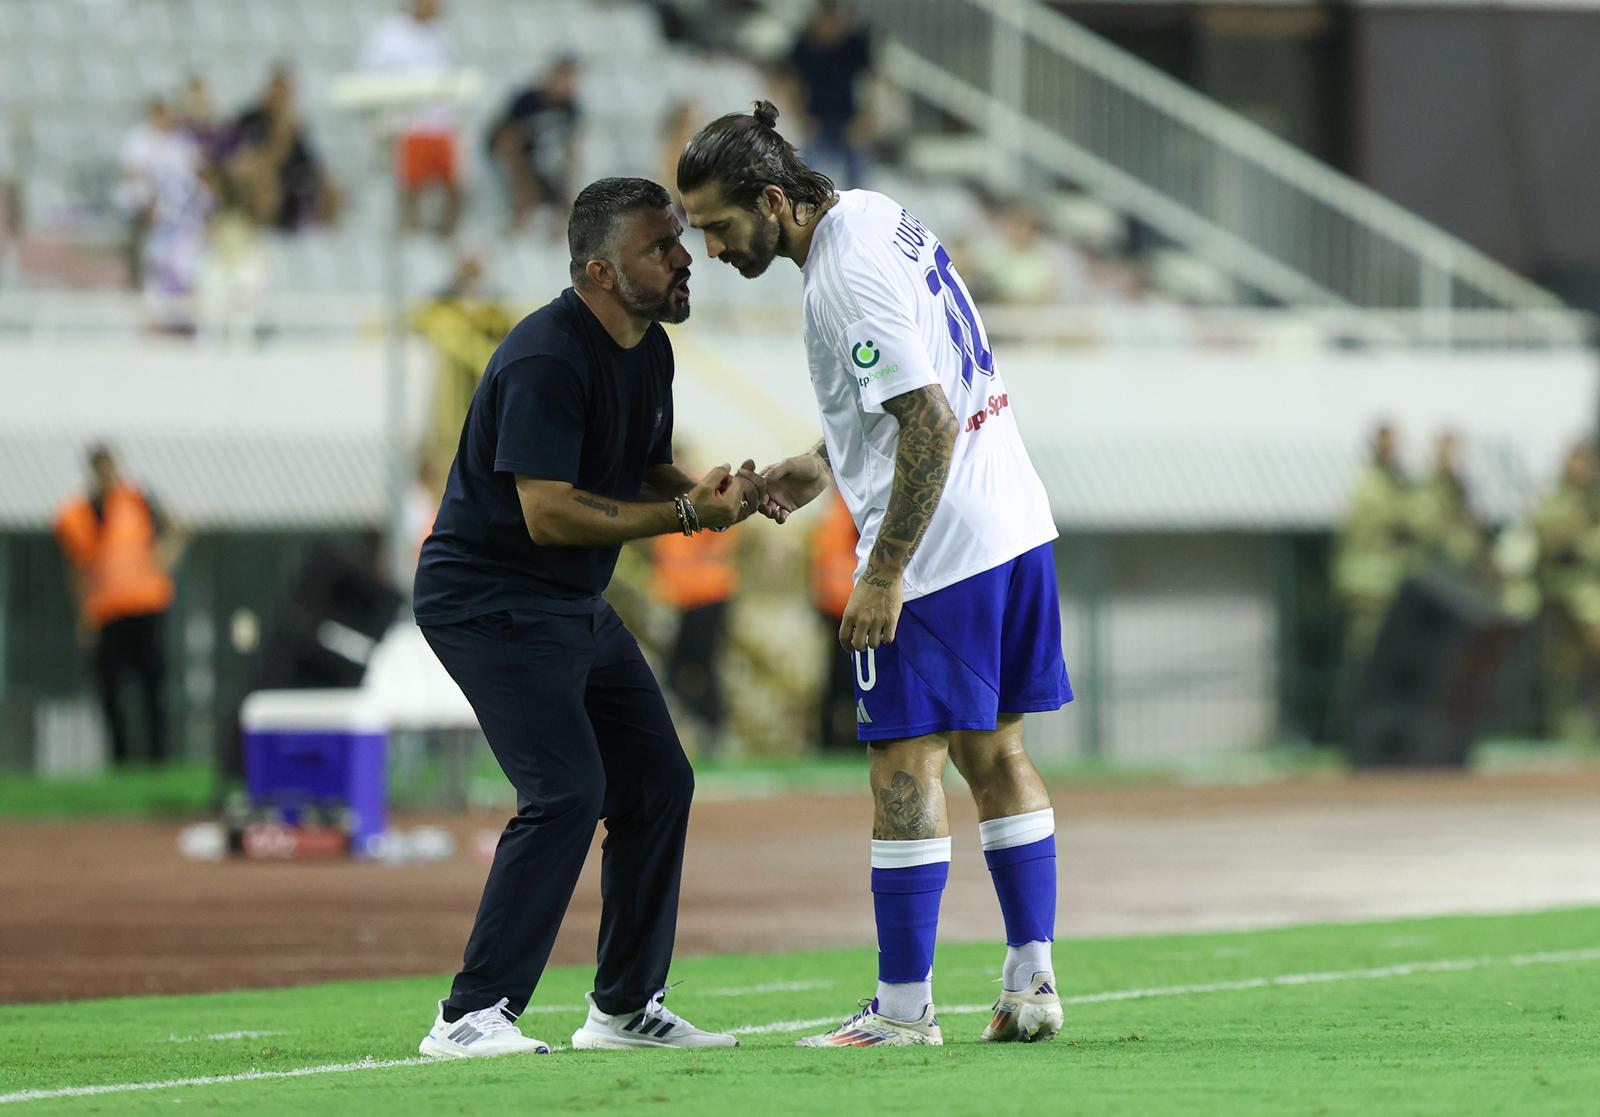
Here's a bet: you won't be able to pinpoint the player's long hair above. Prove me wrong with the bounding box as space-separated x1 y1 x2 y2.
677 100 836 224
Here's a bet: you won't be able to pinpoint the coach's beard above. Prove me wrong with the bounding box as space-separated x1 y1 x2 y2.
617 268 692 325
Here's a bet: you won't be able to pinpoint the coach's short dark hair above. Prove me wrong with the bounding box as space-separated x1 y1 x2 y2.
567 177 673 285
677 100 835 220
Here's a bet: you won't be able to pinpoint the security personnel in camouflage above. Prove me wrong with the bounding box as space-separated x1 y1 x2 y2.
1334 424 1416 670
1533 442 1600 740
1411 431 1487 583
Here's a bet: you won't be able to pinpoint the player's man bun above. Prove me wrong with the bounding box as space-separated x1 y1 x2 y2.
677 101 834 220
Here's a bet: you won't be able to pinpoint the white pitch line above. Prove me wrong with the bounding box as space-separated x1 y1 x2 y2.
0 1057 432 1105
5 945 1598 1106
158 1031 286 1044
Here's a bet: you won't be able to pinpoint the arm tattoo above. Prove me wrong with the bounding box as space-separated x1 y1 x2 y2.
873 385 959 574
572 493 619 518
874 771 939 840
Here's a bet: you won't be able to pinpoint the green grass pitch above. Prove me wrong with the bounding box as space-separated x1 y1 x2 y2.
3 908 1597 1115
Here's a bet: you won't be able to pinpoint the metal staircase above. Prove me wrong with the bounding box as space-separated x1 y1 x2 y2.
857 0 1581 344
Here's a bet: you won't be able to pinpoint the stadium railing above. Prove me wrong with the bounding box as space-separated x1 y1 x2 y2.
858 0 1574 343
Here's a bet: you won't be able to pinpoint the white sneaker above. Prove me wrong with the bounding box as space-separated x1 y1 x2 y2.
570 987 738 1050
418 997 551 1059
980 971 1064 1043
795 998 943 1047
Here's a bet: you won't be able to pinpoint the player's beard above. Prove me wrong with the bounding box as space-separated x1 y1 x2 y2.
729 211 783 278
616 266 692 325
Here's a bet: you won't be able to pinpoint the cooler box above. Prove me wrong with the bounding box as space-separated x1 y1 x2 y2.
240 690 388 855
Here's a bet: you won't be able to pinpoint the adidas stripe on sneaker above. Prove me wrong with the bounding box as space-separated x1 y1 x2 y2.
570 987 737 1050
418 998 550 1059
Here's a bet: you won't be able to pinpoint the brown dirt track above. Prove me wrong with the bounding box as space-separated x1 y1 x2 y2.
3 770 1599 1004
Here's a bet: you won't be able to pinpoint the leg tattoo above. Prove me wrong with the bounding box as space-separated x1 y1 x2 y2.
875 771 938 840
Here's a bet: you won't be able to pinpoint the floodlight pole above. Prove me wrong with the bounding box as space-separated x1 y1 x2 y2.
330 69 481 593
381 141 410 592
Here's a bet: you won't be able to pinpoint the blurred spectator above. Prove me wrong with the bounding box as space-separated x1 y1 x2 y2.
177 74 235 166
195 176 269 343
968 200 1092 306
487 56 581 234
232 66 341 231
116 98 211 323
361 0 462 236
116 99 168 286
651 487 740 753
409 252 517 479
0 110 19 284
659 99 702 213
1533 442 1600 740
784 0 874 188
809 488 860 750
54 445 185 766
1411 431 1487 582
406 455 444 571
1333 423 1415 682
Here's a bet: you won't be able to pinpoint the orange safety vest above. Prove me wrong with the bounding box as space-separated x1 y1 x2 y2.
651 528 739 610
55 482 175 628
809 491 859 619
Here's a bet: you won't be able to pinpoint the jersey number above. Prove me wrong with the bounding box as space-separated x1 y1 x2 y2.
923 244 994 390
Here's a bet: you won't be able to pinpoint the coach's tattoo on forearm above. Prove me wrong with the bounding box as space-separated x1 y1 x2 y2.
572 494 619 518
875 771 939 839
862 573 895 589
873 386 958 574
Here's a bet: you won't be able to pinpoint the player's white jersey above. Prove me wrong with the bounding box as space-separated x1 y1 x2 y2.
801 190 1056 600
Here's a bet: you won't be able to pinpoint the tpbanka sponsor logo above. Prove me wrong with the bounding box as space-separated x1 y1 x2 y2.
856 363 898 388
851 340 881 368
965 393 1010 432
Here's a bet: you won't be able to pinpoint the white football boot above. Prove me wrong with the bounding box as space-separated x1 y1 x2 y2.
980 971 1064 1043
570 987 738 1050
418 997 551 1058
795 998 943 1047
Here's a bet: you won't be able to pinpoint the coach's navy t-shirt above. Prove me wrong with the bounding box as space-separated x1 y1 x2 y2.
413 288 674 624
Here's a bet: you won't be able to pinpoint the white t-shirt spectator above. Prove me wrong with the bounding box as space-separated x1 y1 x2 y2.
360 12 457 132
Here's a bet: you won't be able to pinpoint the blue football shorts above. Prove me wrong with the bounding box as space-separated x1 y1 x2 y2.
851 541 1073 741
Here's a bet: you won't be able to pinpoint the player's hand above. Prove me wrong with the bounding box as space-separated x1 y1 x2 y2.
689 463 748 531
734 459 767 521
839 567 904 652
759 452 829 525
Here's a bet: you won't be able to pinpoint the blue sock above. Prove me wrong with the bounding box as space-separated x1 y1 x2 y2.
870 837 950 1006
983 835 1056 942
980 809 1057 988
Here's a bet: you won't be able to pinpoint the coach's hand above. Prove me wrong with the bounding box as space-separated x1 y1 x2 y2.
759 452 829 525
839 567 904 652
689 464 750 531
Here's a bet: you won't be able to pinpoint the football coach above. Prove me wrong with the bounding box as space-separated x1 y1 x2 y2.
413 177 760 1058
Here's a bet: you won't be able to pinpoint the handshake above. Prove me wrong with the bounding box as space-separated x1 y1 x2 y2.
683 447 899 652
683 450 831 532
